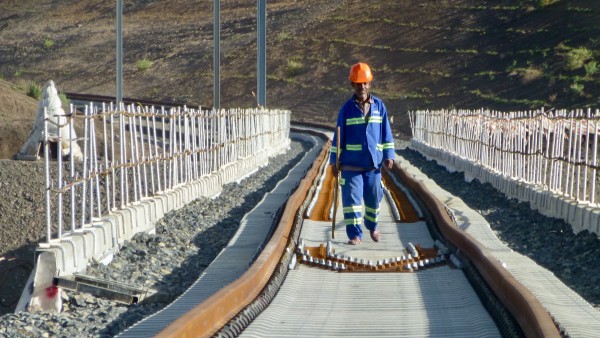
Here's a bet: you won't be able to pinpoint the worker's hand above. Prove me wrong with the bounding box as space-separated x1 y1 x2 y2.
331 164 338 177
384 159 394 170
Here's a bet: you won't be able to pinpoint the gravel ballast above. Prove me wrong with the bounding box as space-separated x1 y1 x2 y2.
1 139 599 337
397 146 600 309
0 138 312 337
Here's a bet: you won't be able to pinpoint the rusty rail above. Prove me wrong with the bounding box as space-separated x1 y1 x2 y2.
155 135 330 338
45 113 555 337
154 125 560 337
393 164 560 338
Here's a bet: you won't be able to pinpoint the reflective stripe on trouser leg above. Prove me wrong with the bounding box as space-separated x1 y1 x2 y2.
362 169 383 232
341 170 364 240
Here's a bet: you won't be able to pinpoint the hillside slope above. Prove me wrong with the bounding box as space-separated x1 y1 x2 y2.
0 80 38 159
0 0 599 156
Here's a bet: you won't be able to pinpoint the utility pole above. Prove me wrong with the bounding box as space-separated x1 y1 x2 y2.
214 0 221 110
116 0 123 106
257 0 266 107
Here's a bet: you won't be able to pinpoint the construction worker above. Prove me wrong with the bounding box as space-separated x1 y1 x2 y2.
330 62 395 245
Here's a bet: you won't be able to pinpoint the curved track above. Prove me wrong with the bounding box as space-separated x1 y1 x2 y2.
60 94 575 337
129 125 558 338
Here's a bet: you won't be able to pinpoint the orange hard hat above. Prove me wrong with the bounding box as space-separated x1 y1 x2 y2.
349 62 373 83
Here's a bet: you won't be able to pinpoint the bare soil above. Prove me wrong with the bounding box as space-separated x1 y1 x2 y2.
1 0 600 313
1 0 600 161
0 80 38 160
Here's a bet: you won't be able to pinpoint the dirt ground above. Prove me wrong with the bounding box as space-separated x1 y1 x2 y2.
0 80 38 159
1 0 600 316
0 160 47 256
1 0 599 161
1 0 600 279
1 0 599 261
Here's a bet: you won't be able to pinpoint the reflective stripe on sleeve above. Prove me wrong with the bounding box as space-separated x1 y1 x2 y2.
346 144 362 151
368 116 382 123
346 117 366 125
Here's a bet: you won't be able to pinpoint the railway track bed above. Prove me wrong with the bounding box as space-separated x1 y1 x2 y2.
240 186 502 337
2 126 600 337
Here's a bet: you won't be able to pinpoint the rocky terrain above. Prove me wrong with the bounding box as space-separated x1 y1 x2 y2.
1 0 600 327
2 139 600 336
2 0 600 160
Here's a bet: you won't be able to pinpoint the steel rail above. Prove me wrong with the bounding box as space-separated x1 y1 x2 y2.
56 94 560 336
155 131 330 337
151 123 559 338
393 164 560 338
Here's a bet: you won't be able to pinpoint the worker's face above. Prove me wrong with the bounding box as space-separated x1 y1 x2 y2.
351 81 371 101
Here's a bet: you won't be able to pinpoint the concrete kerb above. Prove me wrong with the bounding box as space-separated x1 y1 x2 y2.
62 238 86 273
129 203 149 232
38 237 86 277
69 228 96 260
118 207 135 242
145 197 165 225
529 187 542 211
172 187 183 210
546 192 561 218
176 185 187 206
589 207 600 234
90 220 112 249
183 183 193 204
506 178 517 198
566 199 579 227
90 220 115 259
409 140 600 236
541 189 553 211
22 149 283 313
35 246 65 276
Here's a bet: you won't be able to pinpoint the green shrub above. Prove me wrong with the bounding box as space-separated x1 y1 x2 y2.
570 81 584 95
59 92 70 108
566 47 593 70
27 81 42 100
44 38 55 49
136 58 153 71
568 6 592 13
538 0 559 8
285 59 302 77
584 61 598 76
506 59 518 73
521 66 543 82
276 32 291 42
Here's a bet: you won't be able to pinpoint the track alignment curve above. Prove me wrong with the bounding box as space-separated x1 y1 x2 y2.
151 125 560 337
60 94 562 336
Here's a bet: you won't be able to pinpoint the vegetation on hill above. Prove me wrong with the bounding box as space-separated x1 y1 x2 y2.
0 0 599 145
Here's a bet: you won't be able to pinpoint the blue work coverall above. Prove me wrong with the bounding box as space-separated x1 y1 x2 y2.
329 94 395 240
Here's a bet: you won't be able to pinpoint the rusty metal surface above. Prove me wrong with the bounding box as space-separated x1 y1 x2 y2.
153 136 330 338
240 163 501 337
307 165 335 221
149 125 561 338
393 164 561 338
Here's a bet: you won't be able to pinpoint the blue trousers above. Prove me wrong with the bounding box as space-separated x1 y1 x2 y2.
340 169 383 240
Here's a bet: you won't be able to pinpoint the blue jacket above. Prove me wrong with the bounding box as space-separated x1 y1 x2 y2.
330 94 395 169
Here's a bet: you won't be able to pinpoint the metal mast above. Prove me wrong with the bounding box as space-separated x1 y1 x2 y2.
214 0 221 110
116 0 123 106
257 0 266 107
